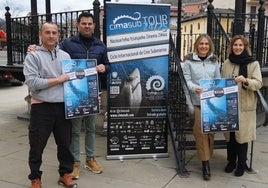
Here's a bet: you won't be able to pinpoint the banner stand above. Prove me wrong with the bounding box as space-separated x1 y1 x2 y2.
106 3 171 160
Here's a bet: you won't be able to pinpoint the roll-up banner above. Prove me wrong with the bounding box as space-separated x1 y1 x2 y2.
106 2 170 159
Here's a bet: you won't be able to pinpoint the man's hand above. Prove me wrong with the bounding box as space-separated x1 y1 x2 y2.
195 86 203 94
58 73 70 83
47 74 69 87
98 91 102 105
96 64 105 73
27 44 37 53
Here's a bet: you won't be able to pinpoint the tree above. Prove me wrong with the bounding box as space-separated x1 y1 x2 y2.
0 0 26 18
0 18 5 30
0 0 27 31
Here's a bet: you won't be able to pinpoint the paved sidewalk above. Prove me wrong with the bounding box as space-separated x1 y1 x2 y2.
0 84 268 188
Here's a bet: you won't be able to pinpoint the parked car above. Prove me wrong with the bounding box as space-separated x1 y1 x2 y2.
0 71 23 86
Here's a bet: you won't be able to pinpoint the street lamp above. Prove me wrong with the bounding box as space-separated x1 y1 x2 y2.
45 0 51 21
176 0 182 60
232 0 246 36
30 0 39 44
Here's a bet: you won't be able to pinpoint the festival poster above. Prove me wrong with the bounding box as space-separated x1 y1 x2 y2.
200 78 239 133
106 2 170 159
62 59 100 119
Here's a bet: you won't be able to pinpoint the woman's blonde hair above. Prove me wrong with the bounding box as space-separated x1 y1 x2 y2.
193 34 215 55
228 35 252 55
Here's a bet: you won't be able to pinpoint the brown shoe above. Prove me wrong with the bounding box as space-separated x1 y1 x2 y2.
84 158 103 174
31 179 42 188
71 162 80 180
58 173 77 188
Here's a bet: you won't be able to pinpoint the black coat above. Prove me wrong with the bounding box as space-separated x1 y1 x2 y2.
59 35 110 89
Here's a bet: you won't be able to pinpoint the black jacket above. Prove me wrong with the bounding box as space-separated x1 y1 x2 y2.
59 34 110 89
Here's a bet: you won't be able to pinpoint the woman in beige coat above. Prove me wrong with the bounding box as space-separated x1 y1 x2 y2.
221 35 262 177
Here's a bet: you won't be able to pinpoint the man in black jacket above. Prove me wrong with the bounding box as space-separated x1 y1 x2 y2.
59 12 109 179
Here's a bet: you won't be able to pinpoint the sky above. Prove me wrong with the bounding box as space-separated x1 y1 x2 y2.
0 0 155 18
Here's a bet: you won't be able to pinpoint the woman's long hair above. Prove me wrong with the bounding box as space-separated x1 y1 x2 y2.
193 34 215 55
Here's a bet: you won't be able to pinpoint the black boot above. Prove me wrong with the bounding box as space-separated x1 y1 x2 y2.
235 143 247 177
234 164 245 177
202 161 211 181
225 132 237 173
224 162 236 173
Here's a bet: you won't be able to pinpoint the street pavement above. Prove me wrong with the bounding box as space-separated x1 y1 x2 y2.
1 82 268 188
0 45 268 188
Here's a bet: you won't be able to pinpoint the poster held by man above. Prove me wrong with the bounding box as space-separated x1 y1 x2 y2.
62 59 100 119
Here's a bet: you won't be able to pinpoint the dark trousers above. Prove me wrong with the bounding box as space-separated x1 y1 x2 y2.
227 132 248 168
28 102 74 180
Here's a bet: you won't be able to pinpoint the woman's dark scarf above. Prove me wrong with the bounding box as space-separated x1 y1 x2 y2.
229 50 255 89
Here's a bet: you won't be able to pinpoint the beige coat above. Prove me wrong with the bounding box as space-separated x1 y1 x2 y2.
221 59 263 144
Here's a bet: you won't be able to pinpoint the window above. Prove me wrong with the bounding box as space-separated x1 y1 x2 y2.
250 6 257 19
190 24 193 35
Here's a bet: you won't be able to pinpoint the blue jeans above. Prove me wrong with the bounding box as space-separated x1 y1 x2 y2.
71 115 96 162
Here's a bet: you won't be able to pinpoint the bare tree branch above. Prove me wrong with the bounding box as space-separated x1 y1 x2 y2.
1 0 27 18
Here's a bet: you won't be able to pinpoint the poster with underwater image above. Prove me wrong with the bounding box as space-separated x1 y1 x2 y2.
106 2 170 158
200 78 239 133
108 57 168 157
62 59 99 119
109 56 168 114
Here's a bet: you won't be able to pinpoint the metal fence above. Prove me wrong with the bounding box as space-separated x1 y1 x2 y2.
171 1 268 68
6 8 98 65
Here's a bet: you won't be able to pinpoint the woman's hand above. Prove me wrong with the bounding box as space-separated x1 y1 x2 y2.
235 75 247 84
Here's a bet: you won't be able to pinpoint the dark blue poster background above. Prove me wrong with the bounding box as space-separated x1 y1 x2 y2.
62 59 99 119
200 78 239 133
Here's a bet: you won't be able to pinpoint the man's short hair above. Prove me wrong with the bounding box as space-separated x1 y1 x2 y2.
40 21 59 31
77 12 94 23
